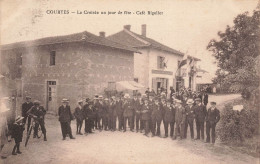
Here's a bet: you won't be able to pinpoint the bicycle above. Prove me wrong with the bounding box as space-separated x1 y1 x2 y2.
25 114 42 147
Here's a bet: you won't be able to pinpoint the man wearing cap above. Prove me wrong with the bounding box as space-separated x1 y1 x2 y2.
27 100 47 141
163 99 175 138
184 99 195 139
151 97 163 137
141 98 151 136
194 98 207 140
115 96 123 131
74 100 84 135
58 99 75 140
206 102 220 144
21 96 33 132
173 99 186 140
123 94 134 132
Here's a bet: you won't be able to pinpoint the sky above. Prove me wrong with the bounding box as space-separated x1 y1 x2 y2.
0 0 258 76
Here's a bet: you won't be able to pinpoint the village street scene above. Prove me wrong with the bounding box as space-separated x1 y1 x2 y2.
0 0 259 164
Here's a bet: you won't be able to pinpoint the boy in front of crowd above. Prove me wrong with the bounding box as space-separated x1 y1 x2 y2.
11 116 24 155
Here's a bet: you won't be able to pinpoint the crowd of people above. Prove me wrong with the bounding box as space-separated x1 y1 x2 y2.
0 87 220 159
57 87 219 144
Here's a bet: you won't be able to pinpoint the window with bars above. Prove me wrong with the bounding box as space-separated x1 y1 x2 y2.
50 51 56 66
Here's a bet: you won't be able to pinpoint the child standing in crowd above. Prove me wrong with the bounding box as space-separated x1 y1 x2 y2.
11 116 24 155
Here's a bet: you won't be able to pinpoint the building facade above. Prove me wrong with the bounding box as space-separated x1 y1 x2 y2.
108 25 199 95
1 31 136 114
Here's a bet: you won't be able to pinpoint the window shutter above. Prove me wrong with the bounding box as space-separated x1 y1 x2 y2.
152 78 157 92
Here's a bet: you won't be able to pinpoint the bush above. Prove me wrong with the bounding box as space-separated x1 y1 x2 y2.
217 102 259 143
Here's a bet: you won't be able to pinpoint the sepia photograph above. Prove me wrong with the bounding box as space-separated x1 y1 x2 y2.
0 0 259 164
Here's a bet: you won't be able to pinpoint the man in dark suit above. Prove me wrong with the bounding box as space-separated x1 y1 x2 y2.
141 98 151 137
21 96 33 132
85 101 95 133
58 99 75 140
74 100 84 135
206 102 220 144
194 98 207 140
151 97 163 137
132 94 139 132
163 99 175 138
184 99 195 139
123 94 134 132
173 99 186 140
83 98 90 133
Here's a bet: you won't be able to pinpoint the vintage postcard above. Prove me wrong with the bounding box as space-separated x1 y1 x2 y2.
0 0 259 164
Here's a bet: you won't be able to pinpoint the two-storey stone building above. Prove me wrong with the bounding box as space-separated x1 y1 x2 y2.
0 31 137 114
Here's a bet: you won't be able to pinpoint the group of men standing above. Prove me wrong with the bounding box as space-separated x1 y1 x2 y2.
58 91 220 144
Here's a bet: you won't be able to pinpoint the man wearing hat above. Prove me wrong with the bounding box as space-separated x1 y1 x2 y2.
135 93 143 133
141 98 151 136
27 100 47 141
205 102 220 144
132 94 140 132
83 98 90 133
21 96 34 132
194 98 207 140
95 96 104 131
58 99 75 140
85 101 95 133
151 97 163 137
184 99 195 139
173 99 186 140
123 94 134 132
93 96 100 130
74 100 84 135
163 99 175 138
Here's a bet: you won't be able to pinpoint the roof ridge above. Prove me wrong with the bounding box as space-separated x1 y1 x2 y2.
123 29 151 45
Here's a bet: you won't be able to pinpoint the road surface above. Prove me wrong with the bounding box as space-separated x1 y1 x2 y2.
2 94 258 164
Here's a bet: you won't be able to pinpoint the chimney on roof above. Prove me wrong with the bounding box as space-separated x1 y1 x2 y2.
141 24 146 37
124 25 131 31
99 31 105 37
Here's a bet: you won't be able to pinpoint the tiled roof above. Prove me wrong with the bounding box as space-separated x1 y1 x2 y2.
1 31 137 52
107 30 184 56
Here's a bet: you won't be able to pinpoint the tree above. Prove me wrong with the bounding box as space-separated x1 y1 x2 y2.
207 10 260 93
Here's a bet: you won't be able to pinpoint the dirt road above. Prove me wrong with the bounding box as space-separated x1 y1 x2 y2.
1 94 258 164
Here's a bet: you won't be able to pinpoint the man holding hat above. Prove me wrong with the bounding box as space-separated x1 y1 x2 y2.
173 99 186 140
27 100 47 141
74 100 84 135
205 102 220 144
184 99 196 139
58 99 75 140
194 98 207 140
21 96 33 132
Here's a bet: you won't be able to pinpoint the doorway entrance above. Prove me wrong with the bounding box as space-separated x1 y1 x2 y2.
46 81 57 112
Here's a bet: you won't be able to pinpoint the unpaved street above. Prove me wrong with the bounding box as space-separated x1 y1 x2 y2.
1 94 258 164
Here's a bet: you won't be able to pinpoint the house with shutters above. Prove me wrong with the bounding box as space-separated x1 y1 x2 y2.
0 31 136 114
107 24 200 95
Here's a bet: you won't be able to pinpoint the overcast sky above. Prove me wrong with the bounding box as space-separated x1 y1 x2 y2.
1 0 258 76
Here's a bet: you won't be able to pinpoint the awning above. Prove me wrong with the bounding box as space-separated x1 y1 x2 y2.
116 81 145 91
